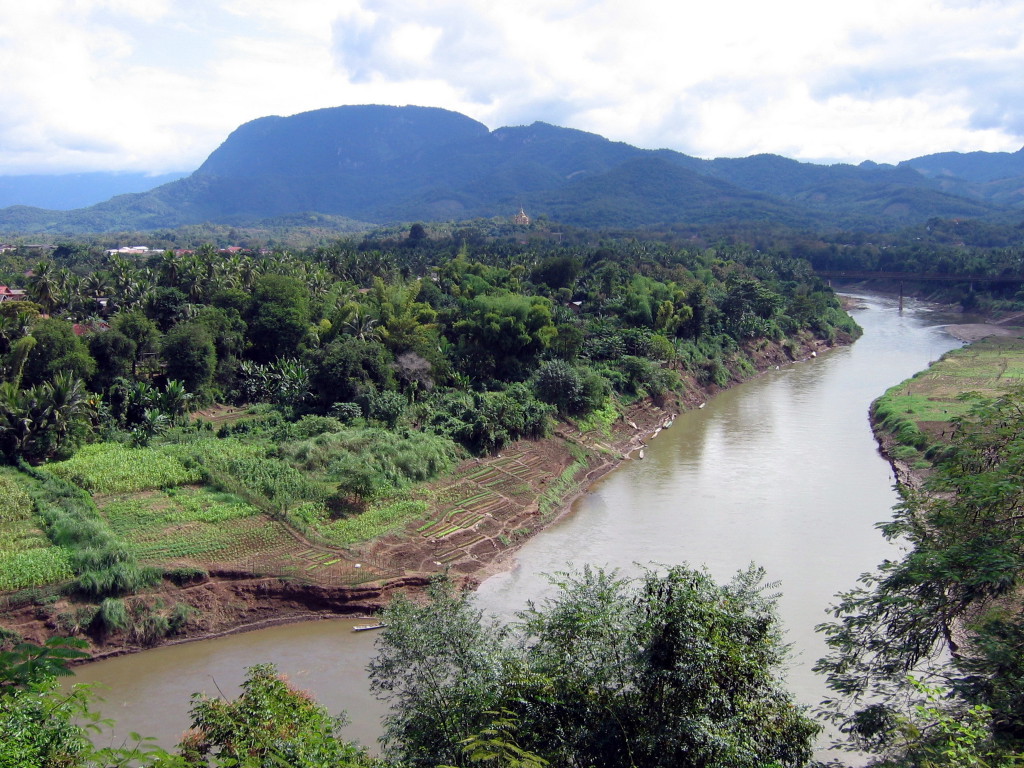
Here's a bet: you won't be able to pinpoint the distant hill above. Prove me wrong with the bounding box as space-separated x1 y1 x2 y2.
897 147 1024 210
0 105 1019 234
0 171 187 210
901 147 1024 183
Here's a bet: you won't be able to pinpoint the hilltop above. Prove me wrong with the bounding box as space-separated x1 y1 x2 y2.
0 104 1021 233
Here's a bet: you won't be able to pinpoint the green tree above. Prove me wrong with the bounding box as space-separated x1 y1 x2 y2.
20 318 96 389
368 579 514 767
451 294 556 381
533 360 608 417
308 338 394 409
370 565 818 768
162 323 216 395
113 310 160 378
246 274 311 364
88 329 136 391
146 286 190 332
180 663 368 767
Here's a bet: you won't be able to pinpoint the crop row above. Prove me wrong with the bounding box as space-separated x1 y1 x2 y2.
48 443 202 494
0 547 74 591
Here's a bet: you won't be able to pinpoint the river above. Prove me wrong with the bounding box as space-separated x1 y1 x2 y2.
72 292 964 754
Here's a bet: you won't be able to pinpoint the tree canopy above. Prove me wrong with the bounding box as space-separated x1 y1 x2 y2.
369 565 819 768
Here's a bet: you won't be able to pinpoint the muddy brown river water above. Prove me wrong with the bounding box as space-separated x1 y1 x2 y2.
73 293 965 756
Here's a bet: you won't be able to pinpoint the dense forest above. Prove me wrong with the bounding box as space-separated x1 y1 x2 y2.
0 230 858 469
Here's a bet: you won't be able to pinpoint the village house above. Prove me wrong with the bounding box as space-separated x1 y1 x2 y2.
0 285 27 302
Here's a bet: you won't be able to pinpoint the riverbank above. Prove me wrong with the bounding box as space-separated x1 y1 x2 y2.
2 331 848 662
870 316 1024 488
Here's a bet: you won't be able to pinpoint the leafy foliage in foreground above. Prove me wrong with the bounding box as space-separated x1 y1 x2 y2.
180 663 370 767
369 565 819 768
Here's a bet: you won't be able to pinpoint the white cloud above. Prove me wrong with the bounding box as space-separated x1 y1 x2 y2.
0 0 1022 174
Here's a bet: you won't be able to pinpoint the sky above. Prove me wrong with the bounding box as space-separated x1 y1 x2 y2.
2 0 1023 176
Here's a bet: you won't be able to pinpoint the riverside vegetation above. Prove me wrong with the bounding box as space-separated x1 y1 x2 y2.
0 232 858 630
814 334 1024 766
0 227 1023 764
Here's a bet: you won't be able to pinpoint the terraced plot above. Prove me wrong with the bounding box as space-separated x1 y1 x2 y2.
364 441 590 574
96 486 394 584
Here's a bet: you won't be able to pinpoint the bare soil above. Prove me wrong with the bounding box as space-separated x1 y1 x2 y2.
944 323 1024 342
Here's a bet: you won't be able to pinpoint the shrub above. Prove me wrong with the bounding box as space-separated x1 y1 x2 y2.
96 597 129 633
163 566 208 586
76 562 162 598
129 605 170 646
168 602 196 634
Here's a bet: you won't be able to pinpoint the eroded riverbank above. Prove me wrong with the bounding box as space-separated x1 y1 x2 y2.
1 331 842 661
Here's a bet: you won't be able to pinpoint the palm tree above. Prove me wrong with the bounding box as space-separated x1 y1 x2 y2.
0 381 34 459
159 250 182 287
0 314 22 355
132 408 170 446
83 272 110 300
343 309 381 342
159 379 193 424
41 372 89 456
27 262 59 313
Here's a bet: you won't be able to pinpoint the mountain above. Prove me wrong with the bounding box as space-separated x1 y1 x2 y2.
901 147 1024 183
0 105 1019 234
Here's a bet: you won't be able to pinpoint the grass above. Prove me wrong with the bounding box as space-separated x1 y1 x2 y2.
318 499 429 547
874 335 1024 463
538 456 590 519
575 398 620 439
0 470 73 590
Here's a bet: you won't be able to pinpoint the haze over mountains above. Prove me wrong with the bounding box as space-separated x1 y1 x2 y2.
1 104 1022 234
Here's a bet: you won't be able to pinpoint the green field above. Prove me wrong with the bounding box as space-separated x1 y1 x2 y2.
0 422 466 598
873 334 1024 463
0 469 74 590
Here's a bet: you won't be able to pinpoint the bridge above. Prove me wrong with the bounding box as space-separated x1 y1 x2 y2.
814 270 1024 284
814 270 1024 310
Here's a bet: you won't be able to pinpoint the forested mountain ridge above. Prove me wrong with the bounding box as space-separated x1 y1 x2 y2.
0 104 1020 233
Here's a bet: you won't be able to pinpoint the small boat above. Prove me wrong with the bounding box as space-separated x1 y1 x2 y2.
353 623 386 632
663 419 674 428
698 402 705 409
638 448 645 460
